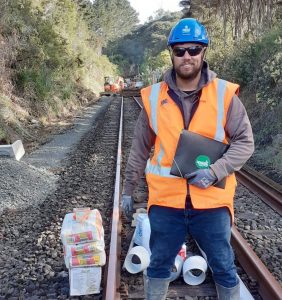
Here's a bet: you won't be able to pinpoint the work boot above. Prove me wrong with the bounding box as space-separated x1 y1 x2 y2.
143 272 170 300
215 282 240 300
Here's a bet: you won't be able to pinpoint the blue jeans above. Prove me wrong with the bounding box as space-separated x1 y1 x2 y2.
147 204 238 288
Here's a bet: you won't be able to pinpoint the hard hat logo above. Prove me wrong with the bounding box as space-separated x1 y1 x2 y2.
195 26 202 37
182 26 191 34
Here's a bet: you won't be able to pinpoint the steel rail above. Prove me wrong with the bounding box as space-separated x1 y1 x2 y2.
133 96 142 108
237 166 282 215
105 97 123 300
231 227 282 300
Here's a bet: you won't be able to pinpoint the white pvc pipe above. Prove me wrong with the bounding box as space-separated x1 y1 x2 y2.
124 246 150 274
182 255 208 285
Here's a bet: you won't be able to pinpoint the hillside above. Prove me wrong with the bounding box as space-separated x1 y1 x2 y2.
0 0 138 144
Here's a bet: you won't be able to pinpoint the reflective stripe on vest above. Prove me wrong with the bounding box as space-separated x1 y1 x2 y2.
215 79 227 142
149 82 161 134
146 160 176 178
145 82 177 178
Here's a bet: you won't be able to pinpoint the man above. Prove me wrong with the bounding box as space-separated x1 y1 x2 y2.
122 18 254 300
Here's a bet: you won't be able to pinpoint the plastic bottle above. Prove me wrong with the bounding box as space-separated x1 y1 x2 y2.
170 254 184 281
169 243 187 281
178 243 187 259
134 214 147 246
141 216 151 255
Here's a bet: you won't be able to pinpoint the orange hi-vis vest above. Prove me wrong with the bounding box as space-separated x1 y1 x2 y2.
141 78 239 222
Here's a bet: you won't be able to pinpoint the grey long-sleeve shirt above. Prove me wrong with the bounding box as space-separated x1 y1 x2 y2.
123 62 254 196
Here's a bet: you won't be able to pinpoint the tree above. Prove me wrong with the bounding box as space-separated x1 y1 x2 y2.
141 49 171 84
181 0 281 43
106 12 181 76
75 0 139 52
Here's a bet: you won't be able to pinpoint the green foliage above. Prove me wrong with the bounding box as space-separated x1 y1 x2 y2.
209 27 281 109
146 50 171 70
0 127 6 142
0 0 119 119
76 0 139 50
0 108 9 143
106 12 181 76
207 25 281 153
16 67 53 101
0 0 130 142
141 50 171 84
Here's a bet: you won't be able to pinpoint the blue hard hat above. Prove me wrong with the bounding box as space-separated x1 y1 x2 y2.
167 18 209 46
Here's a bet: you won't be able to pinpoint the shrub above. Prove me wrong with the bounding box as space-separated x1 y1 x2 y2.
209 27 281 109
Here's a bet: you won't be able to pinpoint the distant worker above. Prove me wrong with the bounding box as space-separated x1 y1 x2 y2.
121 18 254 299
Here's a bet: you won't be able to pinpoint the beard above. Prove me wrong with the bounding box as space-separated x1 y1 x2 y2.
173 58 204 81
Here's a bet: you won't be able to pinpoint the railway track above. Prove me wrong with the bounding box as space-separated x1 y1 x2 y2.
105 95 282 299
0 93 281 299
233 168 282 300
236 166 282 215
121 88 141 98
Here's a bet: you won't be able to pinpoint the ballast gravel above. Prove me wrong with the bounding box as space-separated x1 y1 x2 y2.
0 158 58 213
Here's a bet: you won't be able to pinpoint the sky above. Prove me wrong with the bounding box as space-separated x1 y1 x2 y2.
129 0 181 24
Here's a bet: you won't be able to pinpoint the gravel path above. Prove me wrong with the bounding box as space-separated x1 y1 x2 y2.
23 99 111 170
0 158 57 213
0 97 111 214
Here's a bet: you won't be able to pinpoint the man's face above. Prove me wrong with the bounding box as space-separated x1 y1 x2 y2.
171 43 206 80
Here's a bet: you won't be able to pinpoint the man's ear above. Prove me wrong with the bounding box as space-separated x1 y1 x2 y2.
168 47 173 56
168 47 174 63
202 47 207 59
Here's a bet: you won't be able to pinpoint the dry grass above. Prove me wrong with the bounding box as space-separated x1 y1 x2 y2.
0 32 23 143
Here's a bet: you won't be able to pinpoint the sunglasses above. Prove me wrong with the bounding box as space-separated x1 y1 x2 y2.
172 46 204 57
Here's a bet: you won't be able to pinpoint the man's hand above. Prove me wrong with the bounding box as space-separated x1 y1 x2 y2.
121 195 133 220
185 169 217 189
